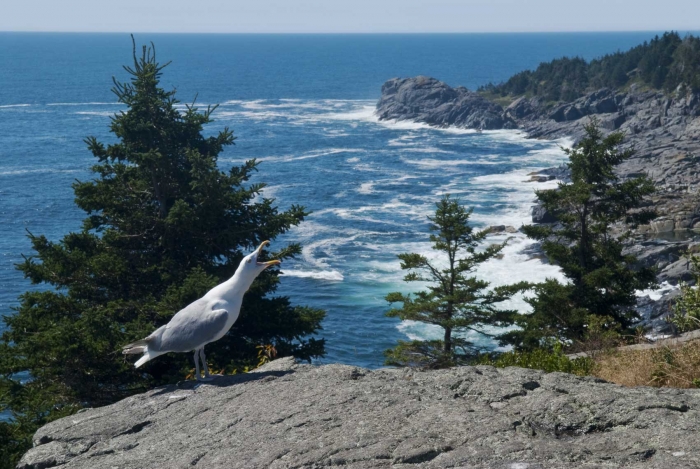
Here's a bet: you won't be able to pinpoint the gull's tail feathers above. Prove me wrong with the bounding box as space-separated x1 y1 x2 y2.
122 339 149 355
134 350 165 368
123 337 166 369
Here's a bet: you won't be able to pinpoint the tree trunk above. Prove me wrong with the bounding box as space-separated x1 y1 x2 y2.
580 202 588 271
444 327 452 353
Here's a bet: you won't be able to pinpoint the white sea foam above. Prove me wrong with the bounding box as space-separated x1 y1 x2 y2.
75 111 115 117
314 105 377 122
313 206 411 226
396 320 509 350
636 281 678 301
222 148 366 165
281 269 344 282
46 102 119 106
377 118 484 135
215 110 292 121
0 104 31 108
387 135 419 147
267 148 366 163
0 168 81 176
399 147 456 154
397 320 443 341
465 172 560 229
239 100 328 111
357 182 376 194
401 157 500 168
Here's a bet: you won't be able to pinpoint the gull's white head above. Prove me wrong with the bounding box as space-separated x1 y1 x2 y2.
235 240 281 285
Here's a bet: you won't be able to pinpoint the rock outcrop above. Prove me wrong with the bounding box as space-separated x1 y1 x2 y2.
376 76 516 130
18 357 700 469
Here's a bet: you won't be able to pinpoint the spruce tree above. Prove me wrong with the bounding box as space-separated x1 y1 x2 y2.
385 195 527 368
501 121 656 350
0 40 324 466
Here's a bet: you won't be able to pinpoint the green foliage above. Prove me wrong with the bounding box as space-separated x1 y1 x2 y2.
669 254 700 333
475 342 594 376
480 32 700 101
385 195 528 368
501 121 656 350
0 39 325 466
580 314 624 353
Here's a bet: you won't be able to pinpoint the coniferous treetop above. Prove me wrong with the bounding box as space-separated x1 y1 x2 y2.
480 32 700 102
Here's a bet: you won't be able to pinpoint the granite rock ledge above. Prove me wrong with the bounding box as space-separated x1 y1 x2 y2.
18 357 700 469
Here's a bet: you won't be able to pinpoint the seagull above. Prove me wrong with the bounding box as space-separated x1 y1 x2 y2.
122 241 281 381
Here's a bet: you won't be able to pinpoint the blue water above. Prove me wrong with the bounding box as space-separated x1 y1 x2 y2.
0 32 670 368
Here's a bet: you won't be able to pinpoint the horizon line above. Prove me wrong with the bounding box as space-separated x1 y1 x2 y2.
0 29 696 35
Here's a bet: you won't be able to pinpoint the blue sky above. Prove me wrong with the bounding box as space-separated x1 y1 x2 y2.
3 0 699 33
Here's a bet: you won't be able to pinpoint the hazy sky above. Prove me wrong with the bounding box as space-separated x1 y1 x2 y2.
3 0 699 33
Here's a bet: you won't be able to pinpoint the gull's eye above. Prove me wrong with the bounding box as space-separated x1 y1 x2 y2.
246 259 252 264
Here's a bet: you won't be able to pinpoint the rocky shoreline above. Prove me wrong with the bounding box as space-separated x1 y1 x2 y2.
17 357 700 469
377 76 700 332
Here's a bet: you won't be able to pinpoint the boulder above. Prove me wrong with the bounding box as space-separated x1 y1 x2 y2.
18 357 700 468
485 225 518 234
636 289 682 333
531 204 556 224
659 258 694 285
504 96 540 120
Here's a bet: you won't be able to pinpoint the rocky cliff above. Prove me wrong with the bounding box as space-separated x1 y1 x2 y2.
377 76 516 130
17 357 700 469
377 77 700 330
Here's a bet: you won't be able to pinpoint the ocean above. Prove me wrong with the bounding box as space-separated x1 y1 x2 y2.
0 32 672 368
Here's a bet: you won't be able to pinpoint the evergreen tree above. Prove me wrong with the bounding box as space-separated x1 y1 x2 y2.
385 196 527 368
0 40 324 467
501 121 656 350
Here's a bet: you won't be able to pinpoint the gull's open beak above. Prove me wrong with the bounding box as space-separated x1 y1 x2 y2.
258 259 281 267
256 241 280 267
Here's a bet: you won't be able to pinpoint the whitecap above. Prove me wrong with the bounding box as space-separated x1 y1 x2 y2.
75 111 115 117
0 104 31 108
314 105 377 122
399 147 456 154
281 269 344 282
264 148 366 163
47 102 120 106
0 168 82 176
401 157 500 168
357 182 376 194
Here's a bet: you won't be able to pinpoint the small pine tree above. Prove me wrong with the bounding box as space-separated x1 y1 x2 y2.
385 195 527 368
502 120 657 350
0 39 325 467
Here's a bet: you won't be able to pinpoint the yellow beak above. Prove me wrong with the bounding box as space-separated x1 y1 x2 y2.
259 259 281 267
256 241 280 267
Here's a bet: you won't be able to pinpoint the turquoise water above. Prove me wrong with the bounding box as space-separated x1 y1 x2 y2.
0 32 670 368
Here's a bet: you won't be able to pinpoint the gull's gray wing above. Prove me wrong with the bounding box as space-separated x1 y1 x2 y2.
150 299 229 353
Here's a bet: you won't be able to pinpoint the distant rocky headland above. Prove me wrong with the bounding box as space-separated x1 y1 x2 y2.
377 74 700 332
17 357 700 469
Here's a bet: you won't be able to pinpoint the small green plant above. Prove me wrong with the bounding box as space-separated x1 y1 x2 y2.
576 314 624 355
668 254 700 333
475 342 594 376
